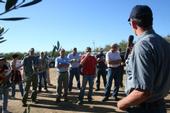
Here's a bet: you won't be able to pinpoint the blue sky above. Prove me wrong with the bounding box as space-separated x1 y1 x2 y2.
0 0 170 53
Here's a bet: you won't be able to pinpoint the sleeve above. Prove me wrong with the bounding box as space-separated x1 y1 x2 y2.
117 52 122 60
131 41 154 92
66 57 70 64
105 52 109 62
55 58 59 68
67 54 70 59
67 55 72 63
80 55 85 61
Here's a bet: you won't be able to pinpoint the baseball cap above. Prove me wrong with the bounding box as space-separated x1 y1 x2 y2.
128 5 153 27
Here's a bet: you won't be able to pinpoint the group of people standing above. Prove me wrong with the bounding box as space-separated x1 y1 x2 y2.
0 48 51 112
55 45 124 105
1 4 170 113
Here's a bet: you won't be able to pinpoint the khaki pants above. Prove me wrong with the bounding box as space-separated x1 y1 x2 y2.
22 74 38 104
56 72 68 99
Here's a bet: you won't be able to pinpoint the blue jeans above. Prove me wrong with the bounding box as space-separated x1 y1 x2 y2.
79 76 94 101
11 82 24 97
126 99 167 113
104 67 121 98
38 71 47 91
0 87 9 112
69 67 80 91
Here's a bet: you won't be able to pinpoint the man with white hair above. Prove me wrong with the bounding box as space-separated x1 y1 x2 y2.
102 43 122 102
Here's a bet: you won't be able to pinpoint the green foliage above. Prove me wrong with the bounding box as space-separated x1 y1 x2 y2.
94 40 128 53
0 27 8 43
103 44 111 52
0 0 42 21
0 0 42 44
20 0 41 8
51 41 61 57
2 52 25 60
119 40 127 52
164 35 170 43
5 0 18 11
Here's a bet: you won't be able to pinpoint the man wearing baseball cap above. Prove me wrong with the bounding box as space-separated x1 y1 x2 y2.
117 5 170 113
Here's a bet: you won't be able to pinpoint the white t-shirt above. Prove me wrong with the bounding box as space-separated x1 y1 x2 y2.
106 50 121 68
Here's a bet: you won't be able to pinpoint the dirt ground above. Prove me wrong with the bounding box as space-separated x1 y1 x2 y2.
5 68 170 113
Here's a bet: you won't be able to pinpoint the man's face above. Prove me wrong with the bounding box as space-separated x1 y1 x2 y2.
29 50 34 56
73 49 77 54
41 53 44 58
60 50 65 57
111 46 118 52
129 19 138 36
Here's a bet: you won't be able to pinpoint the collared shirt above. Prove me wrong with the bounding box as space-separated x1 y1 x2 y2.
106 50 121 68
38 57 48 72
96 52 107 69
22 56 37 76
55 56 69 73
80 55 97 76
67 52 80 68
125 29 170 102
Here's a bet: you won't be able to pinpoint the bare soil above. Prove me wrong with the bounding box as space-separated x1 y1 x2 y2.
6 68 170 113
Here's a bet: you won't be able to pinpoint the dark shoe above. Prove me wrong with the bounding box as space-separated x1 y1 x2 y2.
45 89 49 92
95 88 100 91
32 99 38 104
38 90 42 93
114 96 119 101
120 83 123 87
48 84 53 86
69 89 72 92
77 100 83 105
56 98 61 103
64 97 68 102
64 98 68 102
11 96 15 99
77 85 81 90
22 103 27 107
102 97 109 102
88 99 93 103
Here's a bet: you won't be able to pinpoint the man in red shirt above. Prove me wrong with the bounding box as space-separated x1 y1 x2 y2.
77 47 97 105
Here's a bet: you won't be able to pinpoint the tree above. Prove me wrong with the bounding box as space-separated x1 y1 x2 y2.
0 0 42 44
119 40 127 52
0 27 8 43
103 44 111 52
164 35 170 43
51 41 61 57
0 0 42 21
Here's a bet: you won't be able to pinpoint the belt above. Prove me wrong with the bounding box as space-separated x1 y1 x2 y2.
59 71 67 73
108 66 120 69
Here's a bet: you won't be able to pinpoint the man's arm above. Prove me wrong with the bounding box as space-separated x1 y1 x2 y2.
107 59 121 65
80 53 90 65
117 89 151 110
